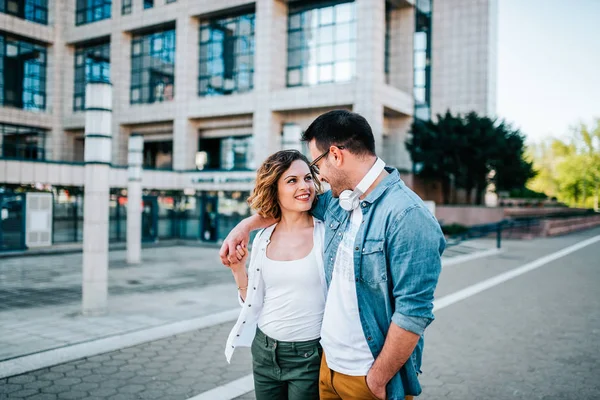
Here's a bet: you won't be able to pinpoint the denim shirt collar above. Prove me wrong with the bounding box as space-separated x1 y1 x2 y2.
362 167 401 205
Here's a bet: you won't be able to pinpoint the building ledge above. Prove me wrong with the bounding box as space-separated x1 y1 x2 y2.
0 107 53 129
270 82 355 112
0 13 54 44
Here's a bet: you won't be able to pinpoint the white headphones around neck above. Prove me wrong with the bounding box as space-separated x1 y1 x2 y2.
339 158 386 211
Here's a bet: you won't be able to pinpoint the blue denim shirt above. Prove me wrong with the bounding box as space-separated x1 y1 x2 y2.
312 168 445 399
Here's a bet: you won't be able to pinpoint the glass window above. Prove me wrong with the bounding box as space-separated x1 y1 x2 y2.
197 136 253 170
143 140 173 169
414 0 432 120
0 34 47 111
0 0 48 24
198 12 255 97
287 1 356 87
385 4 391 82
130 28 175 105
122 0 131 14
143 0 153 9
0 123 46 160
75 0 111 26
73 41 110 111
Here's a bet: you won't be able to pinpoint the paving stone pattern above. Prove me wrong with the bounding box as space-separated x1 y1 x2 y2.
0 321 251 400
0 246 230 311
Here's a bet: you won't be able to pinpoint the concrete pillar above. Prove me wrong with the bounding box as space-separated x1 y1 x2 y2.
253 0 287 164
48 0 68 161
354 0 386 156
127 134 143 264
110 31 131 166
82 81 112 316
173 15 199 171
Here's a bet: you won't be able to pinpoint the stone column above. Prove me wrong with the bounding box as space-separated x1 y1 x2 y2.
82 81 112 316
252 0 287 164
127 134 143 264
354 0 386 156
173 15 199 171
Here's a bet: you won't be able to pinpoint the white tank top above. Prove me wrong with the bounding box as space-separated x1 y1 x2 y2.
257 245 326 342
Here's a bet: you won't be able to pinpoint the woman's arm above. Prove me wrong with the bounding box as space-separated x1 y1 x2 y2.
229 245 249 302
219 214 276 266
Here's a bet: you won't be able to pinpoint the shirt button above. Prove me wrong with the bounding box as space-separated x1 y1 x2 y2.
256 268 260 271
355 278 359 282
355 247 359 251
248 304 251 307
362 202 367 207
367 336 372 341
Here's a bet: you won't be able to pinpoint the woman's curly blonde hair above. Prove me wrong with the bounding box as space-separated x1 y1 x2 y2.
247 150 321 220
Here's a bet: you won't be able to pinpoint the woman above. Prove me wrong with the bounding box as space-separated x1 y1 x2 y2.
224 150 326 400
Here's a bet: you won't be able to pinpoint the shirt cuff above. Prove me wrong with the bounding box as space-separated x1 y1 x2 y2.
391 312 431 336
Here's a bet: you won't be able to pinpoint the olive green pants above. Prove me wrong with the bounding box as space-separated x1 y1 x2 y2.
251 328 322 400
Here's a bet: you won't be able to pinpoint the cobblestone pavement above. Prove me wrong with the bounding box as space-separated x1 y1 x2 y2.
2 230 599 399
0 240 492 361
0 246 229 311
0 321 251 400
0 246 240 361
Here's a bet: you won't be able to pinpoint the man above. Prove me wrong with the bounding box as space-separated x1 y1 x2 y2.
220 110 445 400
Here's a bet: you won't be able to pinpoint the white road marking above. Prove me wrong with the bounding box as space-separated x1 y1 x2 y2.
442 248 502 267
0 308 240 379
187 374 254 400
187 234 600 400
434 234 600 311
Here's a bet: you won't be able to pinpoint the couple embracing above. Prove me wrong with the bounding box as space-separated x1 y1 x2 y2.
219 110 445 400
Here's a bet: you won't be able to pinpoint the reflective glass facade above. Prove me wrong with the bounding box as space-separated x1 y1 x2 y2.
75 0 112 26
0 34 46 111
198 12 255 96
0 123 46 160
122 0 131 15
197 136 253 170
414 0 432 120
73 41 111 111
0 0 48 25
130 29 176 104
287 0 356 87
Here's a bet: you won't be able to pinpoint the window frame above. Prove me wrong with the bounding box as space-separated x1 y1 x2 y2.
73 40 111 112
286 0 356 88
198 11 256 97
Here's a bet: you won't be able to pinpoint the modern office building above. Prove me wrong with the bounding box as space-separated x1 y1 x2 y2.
0 0 497 250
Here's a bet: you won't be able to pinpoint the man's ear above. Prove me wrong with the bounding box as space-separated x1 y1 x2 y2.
329 146 345 167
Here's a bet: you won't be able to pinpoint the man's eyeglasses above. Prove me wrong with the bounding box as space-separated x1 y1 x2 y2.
309 145 346 175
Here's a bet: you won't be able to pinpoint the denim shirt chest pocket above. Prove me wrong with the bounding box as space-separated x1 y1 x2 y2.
360 239 388 284
324 212 342 254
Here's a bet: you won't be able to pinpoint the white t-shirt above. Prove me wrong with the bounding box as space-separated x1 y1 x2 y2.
320 208 374 375
257 245 325 342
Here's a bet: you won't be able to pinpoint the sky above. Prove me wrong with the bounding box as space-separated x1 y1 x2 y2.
496 0 600 143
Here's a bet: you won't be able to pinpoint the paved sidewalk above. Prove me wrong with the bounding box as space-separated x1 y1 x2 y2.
0 246 237 361
0 321 252 400
1 228 599 399
0 241 494 362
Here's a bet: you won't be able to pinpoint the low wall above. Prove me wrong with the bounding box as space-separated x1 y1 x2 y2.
436 206 505 226
437 206 595 227
541 215 600 237
504 207 588 219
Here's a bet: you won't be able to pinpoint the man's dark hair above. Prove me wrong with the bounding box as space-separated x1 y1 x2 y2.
301 110 376 156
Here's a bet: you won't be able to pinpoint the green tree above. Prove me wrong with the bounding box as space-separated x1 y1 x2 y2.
406 111 535 205
528 119 600 209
